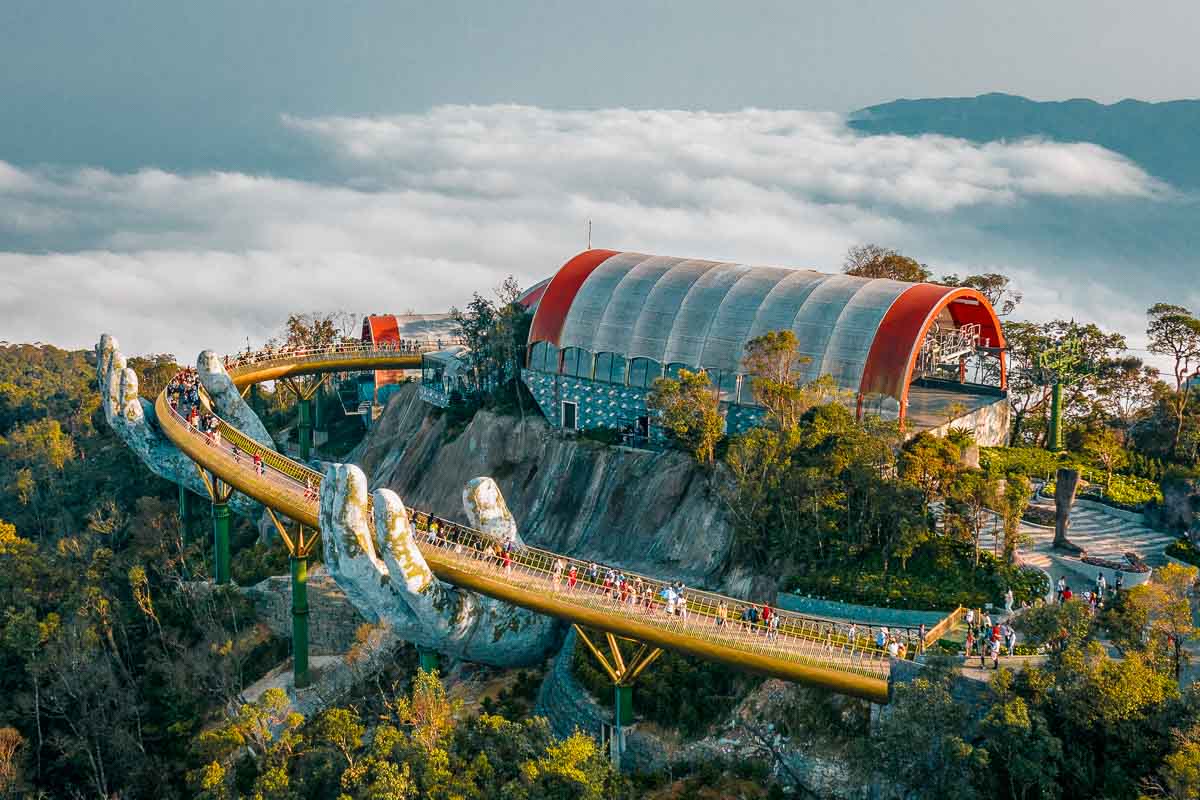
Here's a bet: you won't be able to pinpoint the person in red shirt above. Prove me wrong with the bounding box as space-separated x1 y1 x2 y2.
567 565 578 590
761 604 773 635
1062 585 1073 603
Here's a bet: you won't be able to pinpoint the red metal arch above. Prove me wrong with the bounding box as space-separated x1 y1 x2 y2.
527 249 619 346
361 315 401 345
858 285 1006 422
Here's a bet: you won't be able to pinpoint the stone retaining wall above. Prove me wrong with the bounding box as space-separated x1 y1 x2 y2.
240 566 370 655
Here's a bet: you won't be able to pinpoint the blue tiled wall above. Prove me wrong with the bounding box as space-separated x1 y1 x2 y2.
521 369 766 437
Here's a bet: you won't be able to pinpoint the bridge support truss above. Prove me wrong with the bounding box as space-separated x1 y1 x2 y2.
266 508 320 689
573 625 662 770
195 466 235 585
282 375 330 462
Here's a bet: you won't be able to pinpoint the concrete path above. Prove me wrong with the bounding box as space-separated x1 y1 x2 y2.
975 497 1176 598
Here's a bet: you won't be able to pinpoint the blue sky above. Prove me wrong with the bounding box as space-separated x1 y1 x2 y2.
1 2 1197 359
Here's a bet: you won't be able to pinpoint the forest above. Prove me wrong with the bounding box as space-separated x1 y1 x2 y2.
1 255 1198 796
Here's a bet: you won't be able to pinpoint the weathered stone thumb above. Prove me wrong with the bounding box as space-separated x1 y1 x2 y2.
196 350 274 447
463 477 524 547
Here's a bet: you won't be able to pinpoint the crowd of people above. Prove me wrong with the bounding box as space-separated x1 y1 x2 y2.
1055 570 1123 615
963 607 1019 669
218 337 469 371
411 512 923 664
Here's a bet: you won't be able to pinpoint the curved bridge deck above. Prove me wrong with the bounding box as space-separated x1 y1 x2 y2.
159 343 899 702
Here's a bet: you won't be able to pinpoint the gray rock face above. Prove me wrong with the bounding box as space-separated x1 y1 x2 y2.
360 384 733 588
318 461 560 667
1147 477 1200 540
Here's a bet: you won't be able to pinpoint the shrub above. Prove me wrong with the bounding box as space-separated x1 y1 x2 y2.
1165 538 1200 567
786 540 1048 611
1044 472 1162 510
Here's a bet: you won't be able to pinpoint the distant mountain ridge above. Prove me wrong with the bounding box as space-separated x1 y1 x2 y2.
849 92 1200 189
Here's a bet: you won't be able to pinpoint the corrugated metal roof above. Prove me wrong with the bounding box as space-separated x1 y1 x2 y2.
551 253 912 395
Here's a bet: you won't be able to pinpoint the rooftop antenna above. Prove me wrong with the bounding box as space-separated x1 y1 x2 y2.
587 219 592 250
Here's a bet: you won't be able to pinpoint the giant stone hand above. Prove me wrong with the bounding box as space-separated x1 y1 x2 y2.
320 464 560 667
95 334 265 517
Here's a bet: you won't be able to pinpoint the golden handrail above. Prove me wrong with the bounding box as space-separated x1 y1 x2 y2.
159 343 898 701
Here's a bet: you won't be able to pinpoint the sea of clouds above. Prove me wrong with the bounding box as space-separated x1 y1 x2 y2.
0 105 1191 361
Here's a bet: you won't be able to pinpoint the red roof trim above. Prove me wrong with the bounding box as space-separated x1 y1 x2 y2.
858 286 1005 422
527 249 619 346
362 315 401 345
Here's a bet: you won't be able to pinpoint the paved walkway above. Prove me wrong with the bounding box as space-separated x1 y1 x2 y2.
973 497 1176 599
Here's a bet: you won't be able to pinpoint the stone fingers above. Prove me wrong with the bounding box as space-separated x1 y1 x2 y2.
196 350 274 447
373 488 457 642
373 488 434 595
319 463 390 623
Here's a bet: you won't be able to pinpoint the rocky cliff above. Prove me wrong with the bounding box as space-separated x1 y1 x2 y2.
355 384 737 588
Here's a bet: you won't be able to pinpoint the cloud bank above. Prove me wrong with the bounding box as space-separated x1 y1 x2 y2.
0 105 1185 360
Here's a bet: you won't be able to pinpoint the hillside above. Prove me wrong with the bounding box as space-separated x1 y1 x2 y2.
849 92 1200 189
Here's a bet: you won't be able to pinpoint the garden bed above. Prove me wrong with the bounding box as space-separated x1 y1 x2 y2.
1080 552 1150 574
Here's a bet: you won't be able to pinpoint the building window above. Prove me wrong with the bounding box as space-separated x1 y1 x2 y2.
665 362 690 380
529 340 559 373
543 343 560 373
628 358 662 389
594 352 613 383
610 354 627 385
528 341 546 370
718 370 738 403
560 347 591 378
562 400 578 430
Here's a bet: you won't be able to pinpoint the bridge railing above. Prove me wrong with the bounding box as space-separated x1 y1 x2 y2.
223 340 467 380
403 514 892 680
167 346 910 680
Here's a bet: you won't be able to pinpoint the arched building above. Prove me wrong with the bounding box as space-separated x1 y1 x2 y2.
522 250 1010 444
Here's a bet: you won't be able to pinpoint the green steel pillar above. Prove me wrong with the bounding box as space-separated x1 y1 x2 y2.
178 482 191 531
298 397 312 461
212 501 231 585
418 649 440 674
614 685 633 727
291 556 310 688
1048 382 1064 452
313 387 325 433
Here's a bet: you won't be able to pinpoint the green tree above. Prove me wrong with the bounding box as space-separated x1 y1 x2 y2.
873 667 987 800
1119 563 1199 679
977 671 1062 800
741 330 842 431
940 272 1023 316
1151 722 1200 800
843 243 932 282
992 475 1033 564
1083 427 1127 486
1013 600 1094 653
389 668 460 753
944 469 994 566
283 312 342 349
1146 303 1200 458
646 368 724 464
899 432 961 517
309 706 365 771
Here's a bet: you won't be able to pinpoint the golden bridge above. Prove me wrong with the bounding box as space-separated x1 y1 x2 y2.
156 342 947 704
